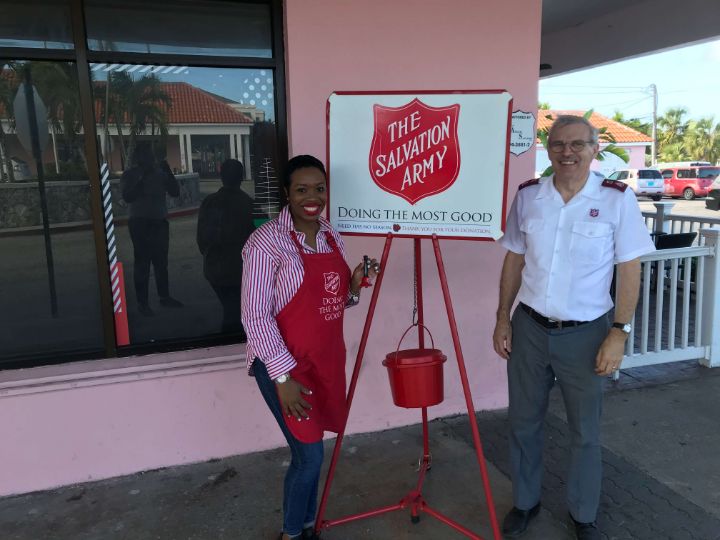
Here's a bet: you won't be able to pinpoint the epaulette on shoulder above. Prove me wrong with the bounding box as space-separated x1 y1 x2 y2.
518 178 540 191
601 179 629 192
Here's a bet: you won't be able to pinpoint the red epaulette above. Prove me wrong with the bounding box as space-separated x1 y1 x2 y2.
518 178 540 191
601 179 629 192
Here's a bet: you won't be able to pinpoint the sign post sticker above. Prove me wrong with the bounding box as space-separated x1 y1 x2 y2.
510 110 536 156
328 91 512 240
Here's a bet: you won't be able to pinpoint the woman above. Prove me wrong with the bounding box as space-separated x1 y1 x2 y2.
241 155 379 540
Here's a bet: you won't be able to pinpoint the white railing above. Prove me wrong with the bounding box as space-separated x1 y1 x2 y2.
643 202 720 245
617 228 720 374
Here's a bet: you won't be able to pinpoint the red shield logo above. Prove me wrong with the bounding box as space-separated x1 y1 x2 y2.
369 98 461 205
590 208 599 218
324 272 340 295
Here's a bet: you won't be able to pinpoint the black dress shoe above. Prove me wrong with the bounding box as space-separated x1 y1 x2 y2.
502 502 540 537
571 516 600 540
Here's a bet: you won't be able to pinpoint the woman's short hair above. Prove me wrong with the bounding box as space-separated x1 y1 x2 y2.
284 154 326 189
548 115 599 144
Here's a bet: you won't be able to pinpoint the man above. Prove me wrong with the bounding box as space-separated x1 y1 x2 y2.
493 115 655 539
121 144 183 316
197 159 255 335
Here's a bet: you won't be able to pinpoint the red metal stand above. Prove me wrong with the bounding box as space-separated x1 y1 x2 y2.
315 234 501 539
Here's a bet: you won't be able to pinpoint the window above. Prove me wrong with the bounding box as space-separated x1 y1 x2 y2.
677 169 695 179
697 167 720 179
617 171 628 181
607 172 619 180
85 0 272 58
0 61 105 363
0 1 74 50
638 170 662 179
92 64 280 346
0 0 285 367
662 170 673 179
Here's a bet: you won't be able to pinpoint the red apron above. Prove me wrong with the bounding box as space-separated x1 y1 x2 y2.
275 230 351 443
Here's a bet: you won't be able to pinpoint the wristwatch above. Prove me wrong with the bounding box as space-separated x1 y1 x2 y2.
349 289 360 303
612 322 631 335
274 373 290 384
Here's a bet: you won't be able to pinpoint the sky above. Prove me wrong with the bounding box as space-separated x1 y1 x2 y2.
539 38 720 123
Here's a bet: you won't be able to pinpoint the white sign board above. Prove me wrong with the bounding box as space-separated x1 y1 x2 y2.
327 91 512 240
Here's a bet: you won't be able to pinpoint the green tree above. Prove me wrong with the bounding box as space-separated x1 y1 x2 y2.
657 107 688 151
683 117 716 162
29 61 88 176
611 111 651 137
537 109 629 177
104 72 171 168
538 101 551 110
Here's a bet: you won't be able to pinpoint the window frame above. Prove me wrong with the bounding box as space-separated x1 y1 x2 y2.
0 0 287 368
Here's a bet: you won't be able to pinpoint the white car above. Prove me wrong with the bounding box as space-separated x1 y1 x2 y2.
606 168 664 201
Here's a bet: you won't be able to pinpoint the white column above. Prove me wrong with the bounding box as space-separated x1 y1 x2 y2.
178 132 187 173
242 135 251 180
652 201 676 234
186 134 193 173
230 134 236 160
700 227 720 367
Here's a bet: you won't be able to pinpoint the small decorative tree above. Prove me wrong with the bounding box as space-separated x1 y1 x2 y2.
537 109 629 177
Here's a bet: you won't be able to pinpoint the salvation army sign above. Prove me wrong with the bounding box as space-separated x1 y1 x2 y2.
328 91 512 240
370 99 460 204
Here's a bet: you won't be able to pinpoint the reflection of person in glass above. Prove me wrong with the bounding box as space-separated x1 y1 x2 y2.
121 144 183 316
241 155 379 540
197 159 255 335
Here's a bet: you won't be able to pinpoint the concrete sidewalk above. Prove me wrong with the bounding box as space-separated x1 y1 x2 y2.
2 361 719 540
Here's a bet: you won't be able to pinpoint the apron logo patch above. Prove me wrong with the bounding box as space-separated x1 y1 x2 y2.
589 208 599 217
324 272 340 295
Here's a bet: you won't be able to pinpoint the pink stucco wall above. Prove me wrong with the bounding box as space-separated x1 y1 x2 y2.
0 0 541 496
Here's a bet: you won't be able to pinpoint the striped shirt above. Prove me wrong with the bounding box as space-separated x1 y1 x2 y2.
241 206 356 380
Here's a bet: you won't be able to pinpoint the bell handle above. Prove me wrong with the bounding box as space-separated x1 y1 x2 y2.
395 324 435 356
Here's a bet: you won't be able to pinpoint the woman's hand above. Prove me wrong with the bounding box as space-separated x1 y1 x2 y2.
350 257 380 295
277 378 313 420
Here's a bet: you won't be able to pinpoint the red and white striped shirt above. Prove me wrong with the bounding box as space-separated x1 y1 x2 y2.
241 206 355 380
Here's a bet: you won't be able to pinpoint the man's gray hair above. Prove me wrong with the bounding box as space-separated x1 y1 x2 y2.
548 115 599 144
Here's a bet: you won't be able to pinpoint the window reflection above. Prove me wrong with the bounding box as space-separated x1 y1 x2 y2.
0 61 104 362
0 1 74 50
85 0 272 58
91 64 280 346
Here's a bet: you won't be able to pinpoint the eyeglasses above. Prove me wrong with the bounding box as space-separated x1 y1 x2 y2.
548 140 596 152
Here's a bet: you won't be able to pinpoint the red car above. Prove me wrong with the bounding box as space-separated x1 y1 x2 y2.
660 166 720 200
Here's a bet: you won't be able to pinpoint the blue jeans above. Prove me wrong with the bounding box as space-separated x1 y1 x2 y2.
254 360 324 537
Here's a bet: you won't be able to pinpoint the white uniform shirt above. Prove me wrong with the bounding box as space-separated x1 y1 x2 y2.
499 171 655 321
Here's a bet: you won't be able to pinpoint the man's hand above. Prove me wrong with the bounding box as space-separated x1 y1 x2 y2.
277 378 313 420
493 315 512 360
595 330 626 376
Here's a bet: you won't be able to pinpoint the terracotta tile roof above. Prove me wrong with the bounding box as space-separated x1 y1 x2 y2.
2 70 251 125
537 110 652 144
94 81 253 125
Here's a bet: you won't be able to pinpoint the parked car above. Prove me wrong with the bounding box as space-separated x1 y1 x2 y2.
606 168 664 201
659 166 720 200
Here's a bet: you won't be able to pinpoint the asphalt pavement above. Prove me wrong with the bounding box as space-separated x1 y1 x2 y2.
1 360 719 540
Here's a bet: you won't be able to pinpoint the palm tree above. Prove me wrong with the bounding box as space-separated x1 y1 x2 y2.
683 117 715 162
29 61 88 175
657 107 688 151
0 62 18 182
105 72 171 168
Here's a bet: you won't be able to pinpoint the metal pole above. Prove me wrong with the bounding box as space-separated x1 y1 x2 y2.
650 84 658 166
24 67 58 317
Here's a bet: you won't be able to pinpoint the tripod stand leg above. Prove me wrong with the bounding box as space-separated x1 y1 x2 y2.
315 234 394 531
432 235 501 540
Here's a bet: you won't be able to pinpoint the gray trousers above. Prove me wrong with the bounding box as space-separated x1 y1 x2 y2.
507 305 609 523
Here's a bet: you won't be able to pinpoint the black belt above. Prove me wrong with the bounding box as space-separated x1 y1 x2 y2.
519 303 588 330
